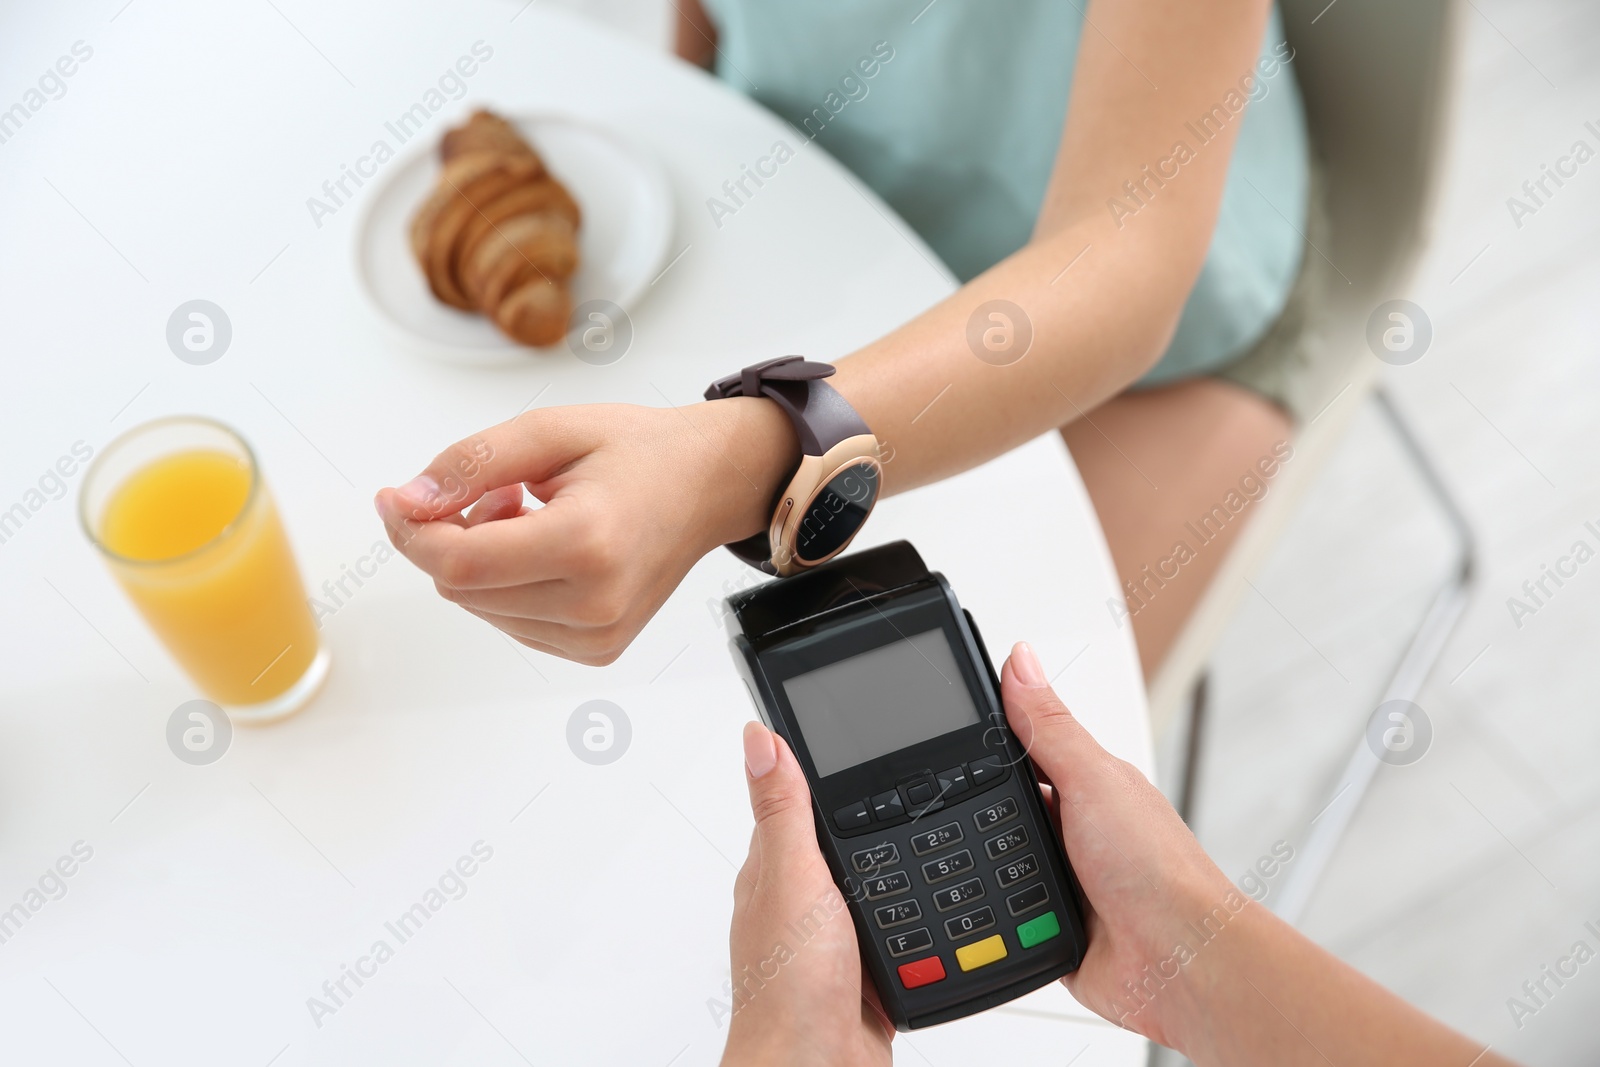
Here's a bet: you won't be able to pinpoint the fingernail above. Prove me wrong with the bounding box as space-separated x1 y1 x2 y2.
396 474 440 514
743 722 777 779
1012 642 1047 687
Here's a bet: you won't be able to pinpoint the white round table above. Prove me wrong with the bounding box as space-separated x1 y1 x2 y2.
0 3 1151 1064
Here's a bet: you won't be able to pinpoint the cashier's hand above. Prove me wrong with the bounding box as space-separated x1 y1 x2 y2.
1000 642 1246 1047
722 723 894 1067
373 400 789 665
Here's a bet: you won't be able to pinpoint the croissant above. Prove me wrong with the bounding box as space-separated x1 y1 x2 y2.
410 110 581 346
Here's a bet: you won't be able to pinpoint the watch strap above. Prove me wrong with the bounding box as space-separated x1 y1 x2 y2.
704 356 870 456
724 531 779 573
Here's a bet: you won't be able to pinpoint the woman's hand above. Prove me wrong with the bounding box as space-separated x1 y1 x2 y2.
999 642 1244 1049
722 723 893 1067
373 399 792 665
1003 643 1519 1065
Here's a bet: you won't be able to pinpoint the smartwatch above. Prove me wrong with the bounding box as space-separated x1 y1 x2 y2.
704 356 882 576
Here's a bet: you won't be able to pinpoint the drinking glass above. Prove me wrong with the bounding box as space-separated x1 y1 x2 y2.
80 416 330 722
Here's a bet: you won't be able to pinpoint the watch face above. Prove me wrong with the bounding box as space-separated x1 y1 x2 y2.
794 461 880 565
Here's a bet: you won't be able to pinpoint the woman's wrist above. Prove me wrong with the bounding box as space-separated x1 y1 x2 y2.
1144 894 1288 1063
723 1016 870 1067
698 395 799 550
720 1023 804 1067
1092 860 1264 1054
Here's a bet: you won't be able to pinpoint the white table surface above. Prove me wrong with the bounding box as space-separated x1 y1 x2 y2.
0 3 1151 1063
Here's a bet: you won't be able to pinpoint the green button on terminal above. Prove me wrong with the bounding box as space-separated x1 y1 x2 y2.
1016 909 1061 949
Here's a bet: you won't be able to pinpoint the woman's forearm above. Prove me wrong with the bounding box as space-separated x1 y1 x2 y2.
710 197 1228 543
705 0 1280 538
1163 905 1515 1067
830 211 1189 496
707 212 1196 544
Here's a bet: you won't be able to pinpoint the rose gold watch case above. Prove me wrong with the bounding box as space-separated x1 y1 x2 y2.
768 434 882 576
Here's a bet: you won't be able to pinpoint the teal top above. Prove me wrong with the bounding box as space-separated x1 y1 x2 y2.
701 0 1309 383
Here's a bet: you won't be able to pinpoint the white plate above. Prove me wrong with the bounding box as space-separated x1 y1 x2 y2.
355 113 673 366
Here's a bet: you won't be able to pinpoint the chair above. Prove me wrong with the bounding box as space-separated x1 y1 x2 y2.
1149 0 1470 925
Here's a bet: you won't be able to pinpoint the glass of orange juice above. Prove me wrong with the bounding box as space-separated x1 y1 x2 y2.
79 416 330 722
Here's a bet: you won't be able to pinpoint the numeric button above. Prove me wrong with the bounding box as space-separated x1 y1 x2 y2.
995 852 1039 887
931 877 985 912
874 899 923 929
985 826 1029 860
920 849 975 885
850 843 899 873
909 822 963 856
863 871 911 899
973 796 1018 832
943 905 997 941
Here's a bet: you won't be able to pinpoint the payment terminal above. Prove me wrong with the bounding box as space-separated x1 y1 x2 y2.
724 540 1089 1030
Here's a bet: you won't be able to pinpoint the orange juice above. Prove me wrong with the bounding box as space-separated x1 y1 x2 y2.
97 447 321 707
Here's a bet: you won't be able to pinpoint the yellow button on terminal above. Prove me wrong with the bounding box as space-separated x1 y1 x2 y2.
955 933 1008 972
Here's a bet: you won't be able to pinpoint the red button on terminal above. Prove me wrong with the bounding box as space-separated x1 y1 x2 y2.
897 955 947 989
